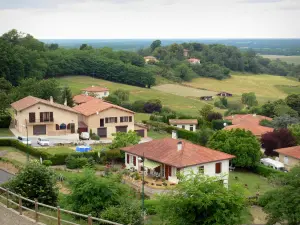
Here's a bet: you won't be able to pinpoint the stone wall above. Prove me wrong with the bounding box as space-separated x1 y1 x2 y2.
0 202 45 225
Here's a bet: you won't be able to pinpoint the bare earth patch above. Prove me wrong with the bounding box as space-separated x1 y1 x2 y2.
0 161 19 174
250 206 268 224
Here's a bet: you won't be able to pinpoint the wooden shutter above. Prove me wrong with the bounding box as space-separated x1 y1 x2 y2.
215 163 221 174
115 117 118 123
29 113 35 123
67 124 71 130
129 116 132 122
56 124 60 130
40 112 44 122
120 117 123 123
105 118 108 123
50 112 53 122
127 154 129 164
133 156 136 166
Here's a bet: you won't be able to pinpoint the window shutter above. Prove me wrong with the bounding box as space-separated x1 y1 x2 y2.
133 156 136 166
120 117 123 123
29 113 35 123
215 163 222 174
50 112 53 122
115 117 118 123
67 124 70 130
129 116 132 122
127 154 129 164
40 112 44 122
105 118 108 123
56 124 60 130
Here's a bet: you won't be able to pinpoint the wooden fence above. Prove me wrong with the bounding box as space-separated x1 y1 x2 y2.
0 187 122 225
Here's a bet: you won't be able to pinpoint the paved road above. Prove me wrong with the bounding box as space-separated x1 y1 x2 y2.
0 169 14 184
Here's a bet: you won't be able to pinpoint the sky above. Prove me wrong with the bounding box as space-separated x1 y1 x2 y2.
0 0 299 39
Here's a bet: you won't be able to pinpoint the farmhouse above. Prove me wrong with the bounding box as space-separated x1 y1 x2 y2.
275 146 300 171
223 123 273 137
121 133 235 187
73 94 95 105
169 119 198 132
144 56 158 63
217 92 232 97
73 98 147 138
200 96 213 101
224 114 272 125
81 86 109 99
187 58 200 64
11 96 79 136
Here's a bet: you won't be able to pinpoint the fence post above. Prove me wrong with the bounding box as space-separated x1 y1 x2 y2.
19 195 22 215
34 198 39 222
88 214 92 225
57 206 61 225
6 189 9 208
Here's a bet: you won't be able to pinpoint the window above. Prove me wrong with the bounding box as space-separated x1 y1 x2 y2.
120 116 133 123
105 117 117 123
104 92 107 96
215 162 222 174
284 156 289 165
60 123 66 130
199 165 204 174
182 125 185 129
133 156 136 166
29 112 35 123
40 112 53 122
127 154 129 164
190 125 194 131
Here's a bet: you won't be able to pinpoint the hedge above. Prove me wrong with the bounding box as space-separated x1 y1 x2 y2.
251 164 282 177
0 139 98 165
0 114 12 128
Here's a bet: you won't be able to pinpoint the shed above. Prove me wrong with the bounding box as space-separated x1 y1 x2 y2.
200 96 213 101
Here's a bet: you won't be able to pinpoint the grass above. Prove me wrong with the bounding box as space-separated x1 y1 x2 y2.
148 130 170 139
38 146 75 155
135 113 150 122
184 74 299 99
262 55 300 65
58 76 208 116
229 171 275 196
0 146 35 164
0 128 14 137
275 84 300 95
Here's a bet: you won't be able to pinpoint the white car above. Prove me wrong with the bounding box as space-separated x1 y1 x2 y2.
80 132 90 140
37 138 50 146
260 158 288 172
17 136 32 145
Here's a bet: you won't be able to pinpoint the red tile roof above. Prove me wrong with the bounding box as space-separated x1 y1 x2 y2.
81 86 109 92
188 58 200 62
275 146 300 159
73 98 134 116
224 123 273 136
121 138 235 168
11 96 79 114
169 119 198 125
73 94 95 104
224 114 272 125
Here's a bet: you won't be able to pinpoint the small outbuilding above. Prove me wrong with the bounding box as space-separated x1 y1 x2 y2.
217 92 233 97
200 96 213 101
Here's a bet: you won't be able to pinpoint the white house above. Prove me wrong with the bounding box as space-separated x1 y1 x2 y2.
169 119 198 132
187 58 201 64
121 132 235 187
81 86 109 99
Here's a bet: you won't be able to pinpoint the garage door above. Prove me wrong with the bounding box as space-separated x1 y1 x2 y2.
116 126 127 133
97 128 107 138
135 129 145 137
33 125 46 135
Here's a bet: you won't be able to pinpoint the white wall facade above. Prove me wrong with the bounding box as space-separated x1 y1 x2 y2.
173 124 196 132
125 153 140 171
82 91 109 99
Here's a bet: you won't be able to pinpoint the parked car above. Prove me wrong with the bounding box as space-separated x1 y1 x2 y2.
17 136 32 145
260 158 288 172
37 138 50 146
80 132 90 140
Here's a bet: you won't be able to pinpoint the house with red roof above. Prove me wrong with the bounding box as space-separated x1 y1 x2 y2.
73 94 95 105
121 132 235 187
81 85 109 99
275 146 300 170
187 58 200 64
169 119 198 132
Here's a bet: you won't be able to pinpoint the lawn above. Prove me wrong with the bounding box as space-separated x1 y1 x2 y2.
229 170 275 196
148 130 170 140
38 146 75 155
0 128 14 137
0 146 35 165
58 76 208 116
184 74 299 99
262 55 300 65
275 84 300 95
135 113 150 122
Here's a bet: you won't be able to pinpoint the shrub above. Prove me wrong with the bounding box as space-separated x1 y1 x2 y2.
91 133 100 140
42 160 53 167
65 155 89 169
144 99 162 113
206 112 223 122
132 100 146 113
259 119 274 128
251 164 281 177
105 149 123 162
144 199 159 215
212 120 232 130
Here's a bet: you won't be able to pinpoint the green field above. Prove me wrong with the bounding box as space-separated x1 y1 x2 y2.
37 146 75 155
0 128 14 137
262 55 300 65
59 76 208 116
184 74 299 100
135 113 150 122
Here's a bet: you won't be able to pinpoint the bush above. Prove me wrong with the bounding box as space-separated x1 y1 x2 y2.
104 149 123 162
132 100 146 113
212 119 232 130
206 112 223 122
144 199 159 215
251 164 281 177
259 119 274 128
65 155 89 169
91 133 100 140
144 99 162 113
42 160 52 167
0 114 12 128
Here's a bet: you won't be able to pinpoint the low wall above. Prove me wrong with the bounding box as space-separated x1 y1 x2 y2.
0 202 45 225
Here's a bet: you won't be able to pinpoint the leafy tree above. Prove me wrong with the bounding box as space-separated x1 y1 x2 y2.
156 172 246 225
272 115 299 129
5 161 58 205
60 86 74 107
206 112 223 122
274 104 298 117
150 40 161 52
174 63 194 81
261 129 297 156
110 130 141 150
0 92 10 113
285 94 300 114
46 43 59 50
208 129 261 168
199 105 214 120
195 128 215 146
241 92 258 107
132 100 146 113
104 94 121 105
288 124 300 145
113 89 129 102
0 77 12 93
259 166 300 225
144 99 162 113
79 43 92 50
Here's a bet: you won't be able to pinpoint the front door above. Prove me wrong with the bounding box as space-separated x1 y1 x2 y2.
100 119 104 127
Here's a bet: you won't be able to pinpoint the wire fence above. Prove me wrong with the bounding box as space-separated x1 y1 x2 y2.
0 187 123 225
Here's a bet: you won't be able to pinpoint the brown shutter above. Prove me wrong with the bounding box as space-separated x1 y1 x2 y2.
50 112 53 122
120 117 123 123
115 117 118 123
129 116 132 122
29 113 35 123
133 156 136 166
40 112 44 122
67 124 70 130
127 154 129 164
56 124 60 130
215 163 221 174
105 118 108 123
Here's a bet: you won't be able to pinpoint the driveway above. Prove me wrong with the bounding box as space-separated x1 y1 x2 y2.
0 169 14 184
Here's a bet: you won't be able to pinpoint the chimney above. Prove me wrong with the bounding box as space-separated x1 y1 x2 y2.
177 141 182 151
172 130 177 139
50 96 53 104
64 98 67 106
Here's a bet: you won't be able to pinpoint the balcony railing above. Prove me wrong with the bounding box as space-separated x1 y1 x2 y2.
27 118 54 123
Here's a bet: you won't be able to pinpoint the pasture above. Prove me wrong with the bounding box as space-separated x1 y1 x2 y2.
184 74 299 100
262 55 300 65
58 76 208 116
